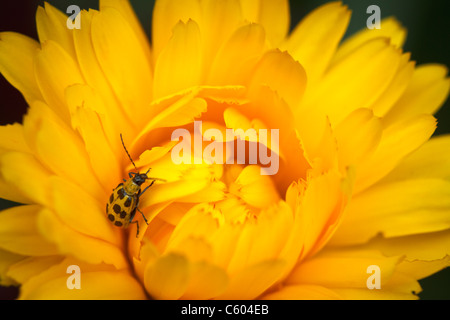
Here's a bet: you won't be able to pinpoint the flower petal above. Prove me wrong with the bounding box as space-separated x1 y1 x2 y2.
0 123 30 154
91 7 153 125
208 23 266 85
287 249 401 289
380 134 450 183
99 0 152 65
0 205 58 256
0 249 24 286
0 151 52 205
37 209 127 269
248 49 307 110
355 114 436 193
34 40 84 124
144 253 189 299
36 3 76 60
226 201 293 274
153 20 203 100
217 259 286 299
49 176 120 245
334 108 382 170
283 2 350 85
229 165 280 209
333 17 407 64
331 178 450 245
19 258 145 300
302 38 402 125
152 0 202 65
384 64 450 126
72 10 134 137
371 52 415 117
7 256 64 284
366 230 450 261
181 261 229 300
240 0 289 47
0 32 42 104
262 284 341 300
23 101 104 200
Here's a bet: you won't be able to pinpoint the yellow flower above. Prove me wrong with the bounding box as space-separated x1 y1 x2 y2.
0 0 449 300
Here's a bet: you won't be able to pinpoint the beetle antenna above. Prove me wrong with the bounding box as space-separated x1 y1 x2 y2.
120 133 137 170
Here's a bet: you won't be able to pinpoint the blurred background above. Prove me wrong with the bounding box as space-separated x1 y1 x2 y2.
0 0 449 299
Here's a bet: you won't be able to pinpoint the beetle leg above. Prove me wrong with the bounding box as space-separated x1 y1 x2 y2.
140 180 155 197
131 220 140 237
137 206 149 225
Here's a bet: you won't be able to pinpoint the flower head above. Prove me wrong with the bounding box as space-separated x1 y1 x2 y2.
0 0 449 300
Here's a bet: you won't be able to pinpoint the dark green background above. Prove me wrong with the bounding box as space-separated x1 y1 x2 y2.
0 0 449 299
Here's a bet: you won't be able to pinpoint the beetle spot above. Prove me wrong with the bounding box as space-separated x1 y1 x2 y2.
117 188 125 199
114 221 123 227
108 214 115 222
113 204 121 213
120 211 127 219
124 198 132 207
109 193 114 203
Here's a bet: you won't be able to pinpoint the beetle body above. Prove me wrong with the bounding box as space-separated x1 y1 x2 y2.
106 134 162 237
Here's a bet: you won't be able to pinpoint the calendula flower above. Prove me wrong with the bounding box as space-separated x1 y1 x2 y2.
0 0 449 300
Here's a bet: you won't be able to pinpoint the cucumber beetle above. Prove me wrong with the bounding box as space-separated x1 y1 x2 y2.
106 134 163 237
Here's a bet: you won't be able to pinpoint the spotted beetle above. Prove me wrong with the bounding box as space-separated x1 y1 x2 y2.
106 134 163 237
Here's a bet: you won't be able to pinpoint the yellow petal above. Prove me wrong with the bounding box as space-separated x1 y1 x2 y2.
153 20 203 100
144 253 190 299
0 205 58 256
65 85 122 190
384 64 450 126
50 176 119 245
99 0 152 66
240 0 289 47
0 151 52 205
91 7 153 126
152 0 201 65
7 256 64 284
397 256 450 281
355 114 436 193
332 179 450 245
37 209 127 269
262 284 341 300
217 259 286 299
371 53 415 117
302 38 402 125
229 165 280 209
0 32 42 104
34 40 84 124
248 49 307 110
227 201 293 275
283 2 350 85
366 230 450 261
208 23 266 85
36 3 76 60
19 258 145 300
24 101 104 200
333 17 407 64
181 261 229 300
332 288 417 300
0 249 24 286
295 108 338 173
294 170 349 259
134 94 207 147
287 249 401 289
72 10 134 138
0 123 30 154
334 108 382 169
380 134 450 183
